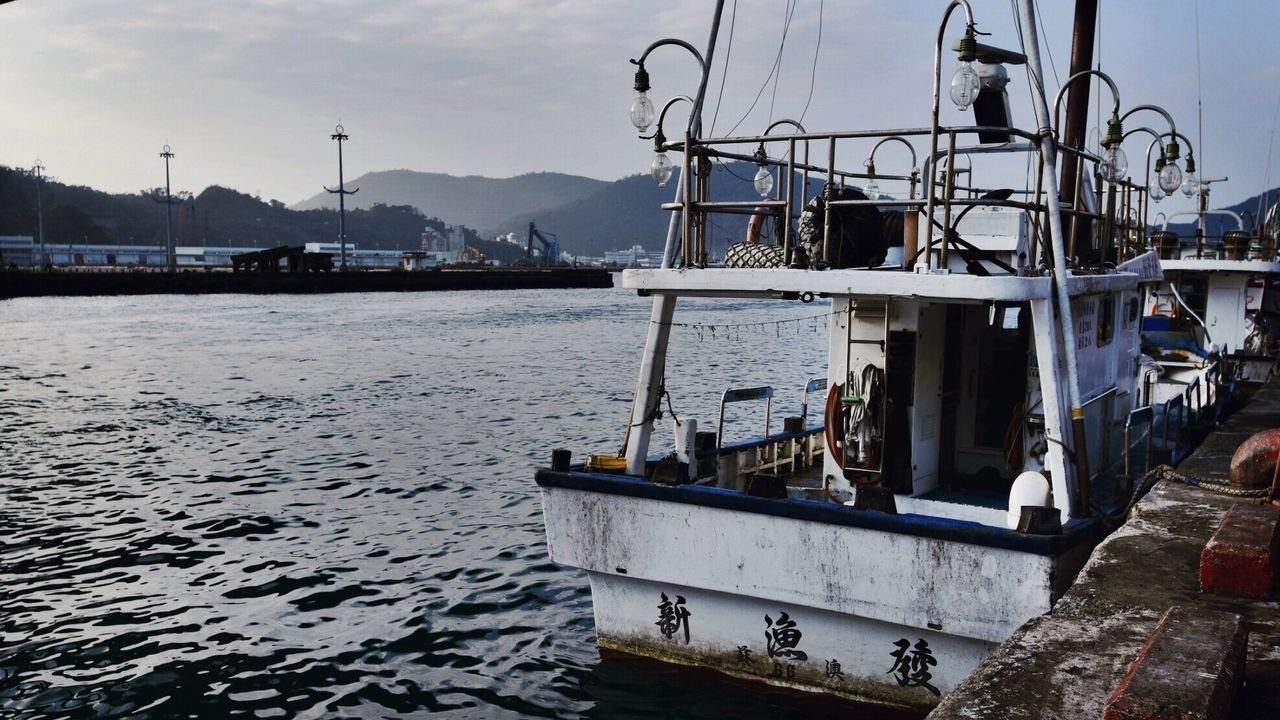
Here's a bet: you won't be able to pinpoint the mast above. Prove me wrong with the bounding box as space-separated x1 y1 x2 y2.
1019 0 1091 517
1058 0 1098 260
623 0 726 474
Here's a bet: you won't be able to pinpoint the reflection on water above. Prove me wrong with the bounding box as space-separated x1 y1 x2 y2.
0 288 905 718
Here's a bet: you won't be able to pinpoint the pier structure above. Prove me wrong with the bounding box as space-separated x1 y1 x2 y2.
928 381 1280 719
0 266 612 298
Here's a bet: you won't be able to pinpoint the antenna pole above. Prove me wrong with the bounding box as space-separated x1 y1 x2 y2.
33 160 46 268
159 145 177 273
325 125 359 271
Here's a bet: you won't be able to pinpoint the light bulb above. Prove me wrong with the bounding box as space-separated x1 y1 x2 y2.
949 61 981 111
1158 162 1182 194
753 165 774 198
864 179 880 198
651 152 673 187
629 91 655 132
1148 182 1165 202
1181 171 1198 198
1099 145 1128 182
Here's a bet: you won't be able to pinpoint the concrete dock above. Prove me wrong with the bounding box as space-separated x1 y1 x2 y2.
0 267 613 299
928 382 1280 719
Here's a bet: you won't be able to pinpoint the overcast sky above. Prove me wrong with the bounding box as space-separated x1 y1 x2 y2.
2 0 1278 219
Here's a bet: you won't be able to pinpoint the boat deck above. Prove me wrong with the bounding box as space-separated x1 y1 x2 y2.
623 267 1140 301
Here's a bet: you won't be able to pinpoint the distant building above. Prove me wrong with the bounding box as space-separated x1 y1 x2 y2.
604 245 664 268
0 236 405 270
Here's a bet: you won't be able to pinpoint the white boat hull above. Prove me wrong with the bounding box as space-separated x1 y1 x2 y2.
540 481 1098 709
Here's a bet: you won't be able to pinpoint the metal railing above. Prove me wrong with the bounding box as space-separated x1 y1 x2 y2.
657 122 1136 271
1123 406 1155 482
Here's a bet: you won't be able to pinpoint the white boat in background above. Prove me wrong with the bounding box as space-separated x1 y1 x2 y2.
1139 183 1280 461
538 0 1179 710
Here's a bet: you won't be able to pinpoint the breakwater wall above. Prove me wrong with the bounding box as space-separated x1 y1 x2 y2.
0 268 613 299
928 379 1280 719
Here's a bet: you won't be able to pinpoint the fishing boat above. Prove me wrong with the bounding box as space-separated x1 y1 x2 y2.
537 1 1168 709
1138 180 1280 462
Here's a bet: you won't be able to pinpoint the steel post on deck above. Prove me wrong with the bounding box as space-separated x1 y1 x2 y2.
623 0 726 475
1019 0 1090 517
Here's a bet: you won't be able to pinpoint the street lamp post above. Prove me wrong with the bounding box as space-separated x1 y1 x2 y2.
159 145 177 272
33 159 46 268
324 125 359 271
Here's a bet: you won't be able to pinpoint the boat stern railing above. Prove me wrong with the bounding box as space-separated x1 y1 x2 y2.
656 120 1146 273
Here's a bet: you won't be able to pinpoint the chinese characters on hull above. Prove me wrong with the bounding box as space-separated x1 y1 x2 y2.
765 611 807 679
656 592 691 644
888 638 940 696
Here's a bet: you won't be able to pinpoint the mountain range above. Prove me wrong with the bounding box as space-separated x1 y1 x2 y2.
2 161 1275 262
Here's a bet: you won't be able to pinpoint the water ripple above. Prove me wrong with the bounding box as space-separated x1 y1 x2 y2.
0 289 895 719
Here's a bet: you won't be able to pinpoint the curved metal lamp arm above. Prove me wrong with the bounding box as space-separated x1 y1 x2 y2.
1120 104 1177 142
868 136 919 173
1121 126 1162 145
632 39 709 136
1158 130 1195 160
1144 136 1164 188
924 0 976 270
635 39 706 71
654 95 695 148
1052 69 1121 140
763 118 807 136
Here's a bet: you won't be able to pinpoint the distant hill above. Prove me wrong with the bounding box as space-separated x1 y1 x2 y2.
0 166 527 264
489 162 827 257
292 170 609 236
1164 188 1279 238
9 162 1276 265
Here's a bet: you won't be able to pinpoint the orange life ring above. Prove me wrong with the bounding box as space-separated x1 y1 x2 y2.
824 382 844 465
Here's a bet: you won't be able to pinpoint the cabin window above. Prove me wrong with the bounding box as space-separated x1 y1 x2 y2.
1097 296 1115 347
989 304 1020 330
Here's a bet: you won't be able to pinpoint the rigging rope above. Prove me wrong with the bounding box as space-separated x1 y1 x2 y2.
1258 95 1280 222
797 0 824 126
708 0 738 137
725 0 797 136
767 0 797 128
1032 0 1059 88
1194 0 1204 183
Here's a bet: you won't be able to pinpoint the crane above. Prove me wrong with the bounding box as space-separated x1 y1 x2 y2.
526 221 561 266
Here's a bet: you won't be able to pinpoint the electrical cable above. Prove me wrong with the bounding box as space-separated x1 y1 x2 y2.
797 0 824 126
1009 0 1036 200
1032 0 1059 88
708 0 739 137
1194 0 1204 184
725 0 798 137
1256 94 1280 223
1166 280 1213 348
767 0 796 128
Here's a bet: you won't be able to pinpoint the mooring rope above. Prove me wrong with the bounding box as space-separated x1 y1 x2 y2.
1142 464 1270 498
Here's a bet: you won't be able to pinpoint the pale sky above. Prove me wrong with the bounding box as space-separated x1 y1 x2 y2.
2 0 1278 220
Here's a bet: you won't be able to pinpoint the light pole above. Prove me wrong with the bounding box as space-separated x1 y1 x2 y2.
324 124 359 271
159 145 177 272
621 3 725 475
33 159 46 268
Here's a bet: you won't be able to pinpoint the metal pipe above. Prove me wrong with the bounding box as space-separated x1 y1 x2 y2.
1161 209 1244 232
1053 68 1122 145
1120 104 1177 146
924 0 975 271
939 131 957 269
785 138 796 263
1019 0 1090 516
624 0 726 475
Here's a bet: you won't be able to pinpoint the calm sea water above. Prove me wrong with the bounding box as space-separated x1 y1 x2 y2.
0 286 912 719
